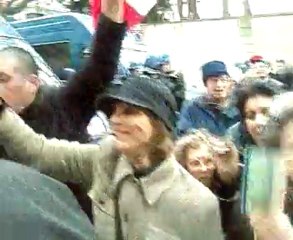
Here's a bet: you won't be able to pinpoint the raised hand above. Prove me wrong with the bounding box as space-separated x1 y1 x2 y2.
209 138 240 184
101 0 124 23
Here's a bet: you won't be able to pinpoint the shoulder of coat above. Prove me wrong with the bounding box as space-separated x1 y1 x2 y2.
167 167 218 208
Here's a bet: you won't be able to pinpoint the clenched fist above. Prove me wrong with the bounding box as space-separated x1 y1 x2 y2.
101 0 124 23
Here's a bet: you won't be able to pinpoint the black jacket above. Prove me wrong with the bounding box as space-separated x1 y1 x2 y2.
142 69 186 111
5 15 126 222
160 72 186 111
20 14 126 143
0 160 95 240
212 173 254 240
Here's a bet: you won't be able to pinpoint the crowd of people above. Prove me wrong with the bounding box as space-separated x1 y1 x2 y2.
0 0 293 239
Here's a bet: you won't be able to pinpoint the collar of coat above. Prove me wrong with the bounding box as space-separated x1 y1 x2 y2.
110 155 179 206
195 95 239 119
20 86 56 120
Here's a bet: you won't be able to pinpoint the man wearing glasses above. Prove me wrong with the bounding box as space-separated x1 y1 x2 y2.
177 60 240 136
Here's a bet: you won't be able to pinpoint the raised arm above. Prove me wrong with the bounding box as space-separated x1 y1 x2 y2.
215 141 240 185
0 109 116 189
177 102 195 136
60 0 127 128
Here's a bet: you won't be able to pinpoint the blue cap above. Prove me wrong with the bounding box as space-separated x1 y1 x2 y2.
129 62 144 70
144 54 170 70
202 61 229 79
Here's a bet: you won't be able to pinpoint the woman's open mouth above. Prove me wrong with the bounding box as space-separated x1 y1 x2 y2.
113 129 130 137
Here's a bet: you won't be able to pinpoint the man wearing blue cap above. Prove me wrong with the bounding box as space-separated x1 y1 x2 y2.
144 54 186 111
177 60 240 136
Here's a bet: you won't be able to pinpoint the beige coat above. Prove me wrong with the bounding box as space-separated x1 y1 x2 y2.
0 109 224 240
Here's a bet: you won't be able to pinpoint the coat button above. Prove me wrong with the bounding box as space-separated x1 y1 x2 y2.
124 213 128 222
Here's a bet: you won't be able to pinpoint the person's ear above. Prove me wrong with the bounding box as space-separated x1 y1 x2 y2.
27 74 40 93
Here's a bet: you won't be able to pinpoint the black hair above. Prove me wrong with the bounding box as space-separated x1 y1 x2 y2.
233 80 283 119
273 65 293 90
0 47 38 75
203 76 208 85
202 74 228 86
276 59 286 64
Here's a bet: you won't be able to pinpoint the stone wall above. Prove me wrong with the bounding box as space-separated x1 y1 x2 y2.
141 14 293 87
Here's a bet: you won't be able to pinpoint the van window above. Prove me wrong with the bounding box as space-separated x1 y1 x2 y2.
34 42 71 74
26 13 45 19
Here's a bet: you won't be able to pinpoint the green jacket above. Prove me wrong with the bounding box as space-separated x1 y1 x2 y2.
0 109 224 240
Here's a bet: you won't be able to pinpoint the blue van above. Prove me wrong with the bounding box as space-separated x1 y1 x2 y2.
11 13 148 76
0 16 60 86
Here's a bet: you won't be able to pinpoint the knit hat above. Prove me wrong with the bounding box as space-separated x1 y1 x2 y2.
128 62 144 70
249 55 264 64
97 76 178 132
202 61 229 85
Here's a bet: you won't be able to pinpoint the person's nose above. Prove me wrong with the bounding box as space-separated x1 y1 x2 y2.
199 162 208 172
110 107 129 128
109 108 121 126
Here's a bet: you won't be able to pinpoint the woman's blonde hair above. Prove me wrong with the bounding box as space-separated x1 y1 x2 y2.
174 129 213 168
175 129 240 185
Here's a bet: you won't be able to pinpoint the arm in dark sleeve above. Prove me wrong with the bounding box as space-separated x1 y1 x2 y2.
176 102 196 136
173 74 186 111
60 14 126 128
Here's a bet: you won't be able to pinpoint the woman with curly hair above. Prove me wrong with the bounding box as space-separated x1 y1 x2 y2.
175 129 253 240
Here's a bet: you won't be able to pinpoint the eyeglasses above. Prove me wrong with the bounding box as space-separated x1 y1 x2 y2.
209 76 232 82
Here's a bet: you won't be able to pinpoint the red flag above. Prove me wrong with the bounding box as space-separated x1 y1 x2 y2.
90 0 156 29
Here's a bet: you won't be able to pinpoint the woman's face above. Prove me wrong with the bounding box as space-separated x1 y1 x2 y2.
186 145 216 187
110 102 154 155
244 95 273 145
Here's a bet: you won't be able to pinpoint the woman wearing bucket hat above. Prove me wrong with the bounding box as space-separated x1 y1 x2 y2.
0 76 223 240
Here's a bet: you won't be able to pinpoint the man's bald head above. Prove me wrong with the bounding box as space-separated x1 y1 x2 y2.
0 47 38 75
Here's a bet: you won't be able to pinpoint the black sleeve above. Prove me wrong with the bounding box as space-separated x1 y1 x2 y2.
173 73 186 111
59 14 126 129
